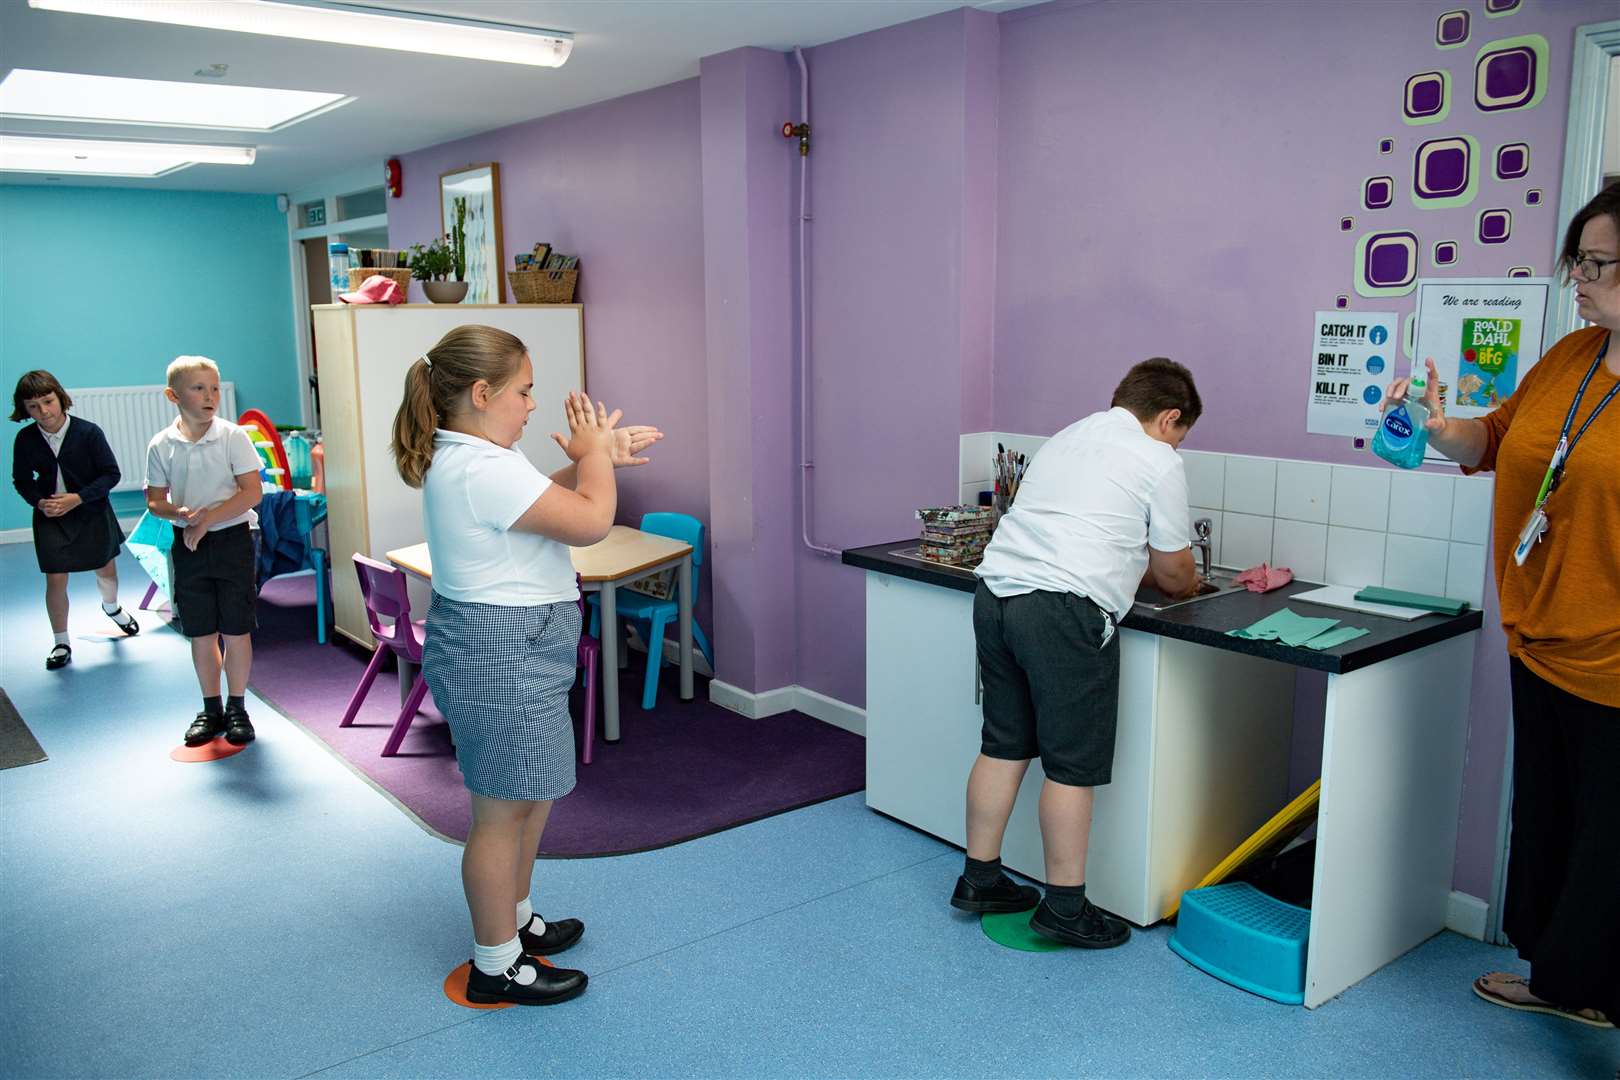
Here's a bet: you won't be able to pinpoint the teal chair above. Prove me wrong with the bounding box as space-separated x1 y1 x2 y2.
588 512 713 710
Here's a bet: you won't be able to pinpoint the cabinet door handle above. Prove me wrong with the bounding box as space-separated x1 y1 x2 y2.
975 660 983 705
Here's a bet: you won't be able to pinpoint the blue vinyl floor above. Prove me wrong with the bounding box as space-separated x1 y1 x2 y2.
2 543 1614 1078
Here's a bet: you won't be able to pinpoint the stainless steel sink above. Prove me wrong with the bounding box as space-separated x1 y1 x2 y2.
1133 571 1248 612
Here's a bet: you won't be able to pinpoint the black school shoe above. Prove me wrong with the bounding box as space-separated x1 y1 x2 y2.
519 917 584 956
45 644 72 670
223 706 255 746
185 711 226 746
107 608 140 636
1028 897 1131 949
950 874 1041 914
465 956 587 1006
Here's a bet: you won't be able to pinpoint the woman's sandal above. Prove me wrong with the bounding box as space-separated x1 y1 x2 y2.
1472 972 1614 1028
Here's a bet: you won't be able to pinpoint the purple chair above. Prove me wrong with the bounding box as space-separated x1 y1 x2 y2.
576 575 599 764
340 554 429 757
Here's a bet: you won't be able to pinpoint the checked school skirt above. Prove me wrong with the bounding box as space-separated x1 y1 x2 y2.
422 592 581 802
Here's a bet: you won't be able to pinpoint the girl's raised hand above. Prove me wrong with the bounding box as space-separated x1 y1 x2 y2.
550 391 619 462
608 423 663 467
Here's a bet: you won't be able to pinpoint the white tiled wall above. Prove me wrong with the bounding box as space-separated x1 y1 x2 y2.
959 433 1496 607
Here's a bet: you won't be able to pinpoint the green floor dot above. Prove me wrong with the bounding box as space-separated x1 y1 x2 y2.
981 910 1066 952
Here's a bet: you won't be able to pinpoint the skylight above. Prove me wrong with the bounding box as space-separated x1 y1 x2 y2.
0 69 349 132
0 135 256 177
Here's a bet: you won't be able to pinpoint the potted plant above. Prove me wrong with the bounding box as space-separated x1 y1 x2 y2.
409 199 470 303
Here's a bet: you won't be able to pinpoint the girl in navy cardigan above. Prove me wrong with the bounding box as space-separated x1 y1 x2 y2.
10 370 139 669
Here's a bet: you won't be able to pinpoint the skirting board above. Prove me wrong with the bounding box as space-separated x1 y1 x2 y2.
1 515 144 546
708 679 866 738
1447 890 1490 941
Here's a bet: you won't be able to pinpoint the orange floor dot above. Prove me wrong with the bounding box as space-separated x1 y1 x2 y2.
443 957 555 1010
169 737 247 763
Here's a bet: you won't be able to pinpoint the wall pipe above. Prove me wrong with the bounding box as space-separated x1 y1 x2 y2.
795 45 840 557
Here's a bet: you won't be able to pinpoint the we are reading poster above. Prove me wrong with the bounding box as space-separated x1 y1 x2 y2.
1411 278 1553 416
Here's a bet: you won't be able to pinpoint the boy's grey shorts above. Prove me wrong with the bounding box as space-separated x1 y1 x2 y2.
972 580 1120 787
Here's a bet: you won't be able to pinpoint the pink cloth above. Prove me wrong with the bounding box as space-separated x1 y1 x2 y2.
1235 563 1293 593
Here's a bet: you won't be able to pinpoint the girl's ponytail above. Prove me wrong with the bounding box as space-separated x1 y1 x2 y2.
391 358 438 488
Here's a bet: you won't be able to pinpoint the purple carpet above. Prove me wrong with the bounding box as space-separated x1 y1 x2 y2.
247 574 865 856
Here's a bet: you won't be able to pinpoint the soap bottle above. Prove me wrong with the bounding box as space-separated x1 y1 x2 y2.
1372 372 1431 469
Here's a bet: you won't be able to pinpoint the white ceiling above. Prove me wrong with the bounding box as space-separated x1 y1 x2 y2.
0 0 1040 194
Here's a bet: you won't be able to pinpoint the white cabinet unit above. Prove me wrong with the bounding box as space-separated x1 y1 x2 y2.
863 571 1295 926
312 303 584 646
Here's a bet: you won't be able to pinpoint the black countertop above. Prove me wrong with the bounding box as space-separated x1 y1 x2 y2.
842 541 1483 675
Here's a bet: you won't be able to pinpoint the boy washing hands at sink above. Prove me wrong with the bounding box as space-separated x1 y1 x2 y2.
951 358 1202 948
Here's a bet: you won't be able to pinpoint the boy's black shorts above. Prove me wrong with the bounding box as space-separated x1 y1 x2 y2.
973 580 1119 787
171 523 258 638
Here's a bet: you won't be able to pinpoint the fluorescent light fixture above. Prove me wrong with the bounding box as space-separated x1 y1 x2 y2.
0 70 350 132
27 0 575 68
0 135 255 177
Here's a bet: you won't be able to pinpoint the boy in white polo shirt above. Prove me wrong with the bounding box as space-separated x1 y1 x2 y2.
951 357 1202 949
145 356 264 748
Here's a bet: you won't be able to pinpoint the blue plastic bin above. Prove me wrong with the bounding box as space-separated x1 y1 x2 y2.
1169 882 1311 1005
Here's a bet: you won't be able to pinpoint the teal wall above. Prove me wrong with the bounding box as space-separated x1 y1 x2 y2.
0 185 297 531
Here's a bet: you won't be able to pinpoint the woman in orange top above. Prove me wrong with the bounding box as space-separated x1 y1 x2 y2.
1386 181 1619 1029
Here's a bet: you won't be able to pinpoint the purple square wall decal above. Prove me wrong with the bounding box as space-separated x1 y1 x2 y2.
1495 143 1529 179
1365 232 1418 288
1434 241 1459 266
1507 266 1533 278
1437 11 1469 47
1478 209 1512 244
1485 0 1521 13
1526 189 1542 206
1405 72 1447 120
1364 177 1394 210
1380 138 1395 154
1341 217 1355 231
1474 37 1548 113
1414 137 1476 206
1336 295 1350 309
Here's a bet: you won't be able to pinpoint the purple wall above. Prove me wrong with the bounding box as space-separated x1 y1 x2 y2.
792 9 997 705
990 0 1612 900
392 80 712 626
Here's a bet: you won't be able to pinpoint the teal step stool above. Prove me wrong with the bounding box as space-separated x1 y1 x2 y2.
1169 882 1311 1005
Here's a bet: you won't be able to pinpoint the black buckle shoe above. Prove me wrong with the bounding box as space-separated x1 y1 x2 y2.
519 916 584 956
108 608 140 636
950 874 1041 914
185 712 226 747
223 706 255 746
1028 897 1131 949
45 644 72 670
465 956 587 1006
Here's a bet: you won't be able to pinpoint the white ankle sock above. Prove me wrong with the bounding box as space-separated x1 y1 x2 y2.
52 632 70 648
97 576 119 605
472 935 529 979
516 897 545 936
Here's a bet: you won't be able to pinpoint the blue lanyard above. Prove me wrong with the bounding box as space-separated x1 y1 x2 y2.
1548 332 1616 493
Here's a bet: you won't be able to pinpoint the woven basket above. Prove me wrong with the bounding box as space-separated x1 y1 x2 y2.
508 268 578 304
346 267 413 294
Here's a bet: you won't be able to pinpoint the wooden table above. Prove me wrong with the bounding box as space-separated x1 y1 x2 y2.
386 525 695 742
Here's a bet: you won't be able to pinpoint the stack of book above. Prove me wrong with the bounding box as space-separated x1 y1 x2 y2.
915 505 995 567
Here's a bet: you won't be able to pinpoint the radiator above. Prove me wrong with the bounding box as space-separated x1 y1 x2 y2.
66 383 238 492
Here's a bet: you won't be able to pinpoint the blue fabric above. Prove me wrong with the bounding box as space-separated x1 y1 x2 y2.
256 489 309 586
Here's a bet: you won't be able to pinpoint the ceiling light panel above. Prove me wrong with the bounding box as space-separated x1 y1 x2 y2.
0 135 255 177
27 0 575 67
0 70 350 132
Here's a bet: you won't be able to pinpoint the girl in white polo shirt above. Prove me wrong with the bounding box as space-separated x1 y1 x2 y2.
391 324 660 1007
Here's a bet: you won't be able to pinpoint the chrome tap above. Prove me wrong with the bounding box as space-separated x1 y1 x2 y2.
1192 517 1213 580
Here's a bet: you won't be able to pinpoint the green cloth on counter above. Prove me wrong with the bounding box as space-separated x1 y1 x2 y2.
1300 626 1371 651
1226 608 1343 647
1353 586 1470 615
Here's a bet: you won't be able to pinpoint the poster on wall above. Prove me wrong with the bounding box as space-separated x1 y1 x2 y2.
1411 277 1553 459
440 162 504 304
1305 310 1399 438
